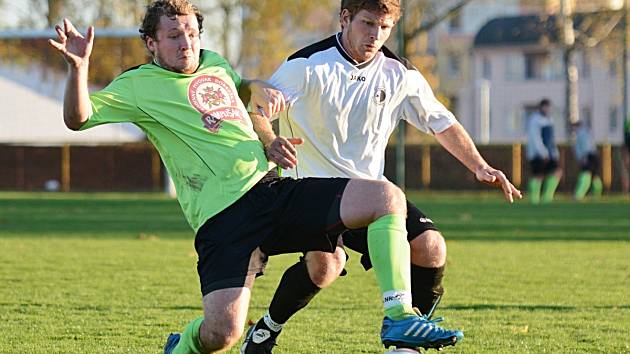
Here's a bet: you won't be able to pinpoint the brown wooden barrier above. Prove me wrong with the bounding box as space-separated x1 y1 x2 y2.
0 143 624 192
0 143 163 191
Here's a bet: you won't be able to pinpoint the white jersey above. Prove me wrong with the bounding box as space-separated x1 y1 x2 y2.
269 33 456 180
526 111 558 161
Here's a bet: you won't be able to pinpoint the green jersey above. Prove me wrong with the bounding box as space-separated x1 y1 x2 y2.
82 50 271 232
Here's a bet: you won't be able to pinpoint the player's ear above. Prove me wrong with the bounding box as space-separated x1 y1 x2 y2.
340 9 351 29
146 36 157 55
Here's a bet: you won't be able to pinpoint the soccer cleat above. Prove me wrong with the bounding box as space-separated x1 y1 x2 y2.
163 333 180 354
381 309 463 350
240 324 277 354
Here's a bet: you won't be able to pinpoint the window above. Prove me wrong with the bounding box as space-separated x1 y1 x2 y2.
507 108 523 137
482 56 491 80
522 51 564 80
448 54 461 77
609 59 618 78
448 12 462 33
581 107 592 129
610 106 619 134
525 52 549 80
505 54 525 81
580 52 590 79
448 95 458 114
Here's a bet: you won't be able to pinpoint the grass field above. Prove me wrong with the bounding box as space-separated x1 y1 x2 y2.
1 191 629 353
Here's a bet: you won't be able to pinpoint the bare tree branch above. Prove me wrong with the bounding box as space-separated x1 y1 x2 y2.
404 0 473 42
574 13 622 48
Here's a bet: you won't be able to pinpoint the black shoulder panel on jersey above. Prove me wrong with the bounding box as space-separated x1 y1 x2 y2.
122 64 144 74
381 45 419 72
287 35 337 61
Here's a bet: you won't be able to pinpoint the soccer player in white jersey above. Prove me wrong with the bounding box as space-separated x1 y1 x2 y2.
242 0 522 353
526 98 562 204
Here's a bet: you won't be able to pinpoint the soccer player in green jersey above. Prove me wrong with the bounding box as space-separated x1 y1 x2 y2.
49 0 464 352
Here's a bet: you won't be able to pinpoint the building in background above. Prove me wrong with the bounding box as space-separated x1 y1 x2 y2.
431 0 521 115
431 0 625 144
458 13 623 144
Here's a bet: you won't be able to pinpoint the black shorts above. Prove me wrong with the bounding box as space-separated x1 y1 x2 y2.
580 153 600 175
195 173 349 295
530 157 559 176
342 200 438 271
625 133 630 153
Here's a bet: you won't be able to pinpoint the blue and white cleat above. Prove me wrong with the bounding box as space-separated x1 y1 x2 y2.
163 333 181 354
381 310 463 350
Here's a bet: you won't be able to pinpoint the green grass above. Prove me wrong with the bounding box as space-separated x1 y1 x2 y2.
1 191 629 353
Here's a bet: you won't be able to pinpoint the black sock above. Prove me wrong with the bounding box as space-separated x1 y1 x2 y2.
267 258 321 324
411 265 445 316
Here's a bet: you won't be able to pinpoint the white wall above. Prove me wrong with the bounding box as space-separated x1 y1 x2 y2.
0 63 144 145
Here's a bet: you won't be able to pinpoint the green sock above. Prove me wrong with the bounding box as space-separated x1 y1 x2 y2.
541 175 560 203
172 317 204 354
528 179 542 204
574 172 591 200
591 176 603 198
367 214 414 320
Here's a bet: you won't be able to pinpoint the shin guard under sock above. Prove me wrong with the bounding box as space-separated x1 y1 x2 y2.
410 265 445 316
367 214 414 320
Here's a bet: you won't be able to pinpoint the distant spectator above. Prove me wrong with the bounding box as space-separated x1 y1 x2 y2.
526 99 562 204
572 120 602 200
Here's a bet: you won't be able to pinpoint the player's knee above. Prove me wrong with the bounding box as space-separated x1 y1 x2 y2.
410 230 446 268
376 181 406 216
305 249 346 288
199 320 243 352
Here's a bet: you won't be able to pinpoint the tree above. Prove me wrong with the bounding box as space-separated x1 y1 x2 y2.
552 0 623 127
238 0 338 78
558 0 623 126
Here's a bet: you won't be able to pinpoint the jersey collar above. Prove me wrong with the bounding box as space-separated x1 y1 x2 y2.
149 50 205 73
335 32 379 70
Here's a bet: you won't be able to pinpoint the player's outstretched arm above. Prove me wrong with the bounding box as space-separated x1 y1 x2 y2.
249 112 303 169
239 79 286 119
48 19 94 130
435 123 522 203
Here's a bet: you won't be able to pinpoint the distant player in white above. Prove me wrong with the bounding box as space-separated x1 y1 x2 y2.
526 98 562 204
242 1 522 353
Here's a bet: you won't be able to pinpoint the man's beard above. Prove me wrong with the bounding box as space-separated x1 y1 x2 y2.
154 53 199 74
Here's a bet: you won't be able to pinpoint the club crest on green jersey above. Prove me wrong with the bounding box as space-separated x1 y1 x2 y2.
188 75 247 133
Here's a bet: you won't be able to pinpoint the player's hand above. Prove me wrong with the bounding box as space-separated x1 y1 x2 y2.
48 19 94 70
475 166 523 203
265 137 303 169
250 81 286 118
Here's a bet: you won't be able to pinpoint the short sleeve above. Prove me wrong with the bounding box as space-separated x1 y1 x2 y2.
221 60 242 90
211 53 242 89
81 75 138 130
268 58 307 109
398 70 456 134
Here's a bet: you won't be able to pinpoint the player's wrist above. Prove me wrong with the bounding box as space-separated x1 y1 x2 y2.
68 60 89 75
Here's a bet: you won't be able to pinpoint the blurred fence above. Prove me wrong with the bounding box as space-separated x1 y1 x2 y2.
0 143 625 192
0 143 163 191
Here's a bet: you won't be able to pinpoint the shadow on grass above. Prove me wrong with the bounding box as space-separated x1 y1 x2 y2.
445 304 630 312
3 195 630 241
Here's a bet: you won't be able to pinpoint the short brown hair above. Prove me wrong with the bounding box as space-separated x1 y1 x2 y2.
139 0 204 42
341 0 401 21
